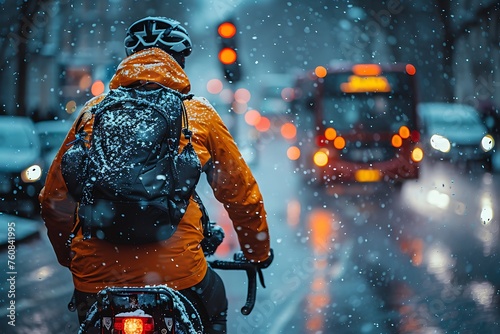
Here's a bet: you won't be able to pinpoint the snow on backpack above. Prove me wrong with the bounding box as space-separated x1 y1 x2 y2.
61 84 201 245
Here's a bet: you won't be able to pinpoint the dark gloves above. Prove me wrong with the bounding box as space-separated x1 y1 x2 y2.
257 249 274 268
235 248 274 269
201 223 225 256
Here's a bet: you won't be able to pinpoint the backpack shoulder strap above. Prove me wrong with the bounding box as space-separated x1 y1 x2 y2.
75 110 93 130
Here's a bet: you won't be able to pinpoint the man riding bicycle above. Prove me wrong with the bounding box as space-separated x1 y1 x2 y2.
39 16 272 333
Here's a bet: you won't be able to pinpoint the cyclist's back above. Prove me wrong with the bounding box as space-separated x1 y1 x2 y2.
39 16 272 333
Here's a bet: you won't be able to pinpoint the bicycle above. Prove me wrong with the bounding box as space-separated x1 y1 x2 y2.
75 223 270 334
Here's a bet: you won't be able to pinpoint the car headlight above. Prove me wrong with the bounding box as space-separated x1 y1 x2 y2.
481 134 495 152
430 134 451 153
21 164 42 183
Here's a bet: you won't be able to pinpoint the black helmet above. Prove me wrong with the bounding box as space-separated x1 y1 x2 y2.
124 17 192 67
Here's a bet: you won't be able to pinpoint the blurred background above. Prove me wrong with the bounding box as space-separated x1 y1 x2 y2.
1 1 500 333
1 0 499 119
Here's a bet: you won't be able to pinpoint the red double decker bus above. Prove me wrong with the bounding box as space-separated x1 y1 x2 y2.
289 63 423 186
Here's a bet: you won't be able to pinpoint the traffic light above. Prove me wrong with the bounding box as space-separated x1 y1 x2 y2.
217 20 241 83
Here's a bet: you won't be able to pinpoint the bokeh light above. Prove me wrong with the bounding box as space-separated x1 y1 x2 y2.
234 88 251 104
281 122 297 140
79 74 92 90
281 87 295 101
65 100 77 114
324 128 337 140
207 78 224 95
287 146 301 161
91 80 105 96
255 116 271 132
245 109 261 126
406 64 416 75
315 66 327 78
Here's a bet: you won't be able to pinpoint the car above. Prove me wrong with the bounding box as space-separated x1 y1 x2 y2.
0 116 45 217
35 119 73 171
417 102 495 170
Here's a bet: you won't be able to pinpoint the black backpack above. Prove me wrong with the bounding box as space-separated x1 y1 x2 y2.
61 84 202 245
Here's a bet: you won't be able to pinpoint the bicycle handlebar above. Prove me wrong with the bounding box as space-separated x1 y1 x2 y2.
208 258 266 315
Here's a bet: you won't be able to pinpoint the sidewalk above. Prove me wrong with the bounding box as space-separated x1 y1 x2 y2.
0 213 41 247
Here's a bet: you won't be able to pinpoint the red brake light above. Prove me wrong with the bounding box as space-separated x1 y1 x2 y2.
410 130 420 143
405 64 416 75
114 316 154 334
333 136 346 150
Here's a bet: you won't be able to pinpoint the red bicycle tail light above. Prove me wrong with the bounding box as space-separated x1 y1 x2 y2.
124 318 143 334
114 316 154 334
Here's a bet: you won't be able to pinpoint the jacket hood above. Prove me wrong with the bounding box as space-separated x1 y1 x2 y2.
109 47 191 94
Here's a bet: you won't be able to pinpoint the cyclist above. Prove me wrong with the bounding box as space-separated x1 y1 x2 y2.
39 16 272 333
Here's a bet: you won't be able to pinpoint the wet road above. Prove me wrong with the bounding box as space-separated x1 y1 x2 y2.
1 131 499 333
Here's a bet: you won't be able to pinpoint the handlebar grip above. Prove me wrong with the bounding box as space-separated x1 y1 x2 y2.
209 260 259 315
241 268 257 315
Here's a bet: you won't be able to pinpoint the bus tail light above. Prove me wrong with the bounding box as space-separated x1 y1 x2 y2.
391 134 403 148
324 127 337 140
398 125 410 139
410 130 420 143
114 316 155 334
313 149 329 167
333 136 345 150
411 147 424 162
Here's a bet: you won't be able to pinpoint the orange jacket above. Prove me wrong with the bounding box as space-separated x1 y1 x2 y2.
39 48 270 293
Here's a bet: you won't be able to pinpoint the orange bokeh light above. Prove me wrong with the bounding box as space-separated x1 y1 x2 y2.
255 116 271 132
352 64 382 76
315 66 327 78
287 146 301 161
399 125 410 139
218 48 237 64
91 80 105 96
244 109 261 126
281 122 297 140
333 136 345 149
392 134 403 147
218 22 237 38
324 128 337 140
